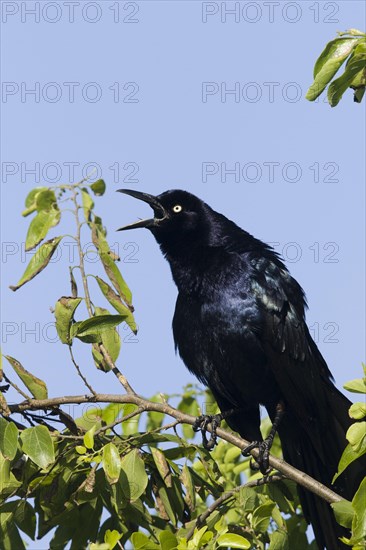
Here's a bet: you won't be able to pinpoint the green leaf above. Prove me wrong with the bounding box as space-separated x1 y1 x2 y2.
237 485 259 511
0 419 18 460
328 46 366 107
93 226 133 306
333 443 366 482
25 190 61 250
352 477 366 542
10 236 63 291
103 442 121 485
331 499 354 529
22 187 48 216
159 530 178 550
69 267 78 297
180 463 196 512
100 403 124 426
83 424 97 449
14 500 36 540
353 86 366 103
313 38 358 77
55 296 82 344
191 526 209 548
25 210 56 250
306 38 358 101
0 453 22 497
346 422 366 453
95 276 137 333
146 395 165 431
120 403 140 436
349 402 366 420
344 377 366 394
71 314 127 341
178 396 199 439
104 529 122 549
251 502 276 533
0 504 26 550
216 533 251 549
81 187 94 222
268 530 289 550
92 340 121 372
267 481 294 514
272 503 286 529
4 355 48 399
101 250 133 306
20 425 55 469
92 307 121 372
120 449 148 501
151 447 172 487
75 406 103 431
130 532 159 549
90 179 106 196
35 189 58 211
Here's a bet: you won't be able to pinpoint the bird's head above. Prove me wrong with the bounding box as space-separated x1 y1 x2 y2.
117 189 212 253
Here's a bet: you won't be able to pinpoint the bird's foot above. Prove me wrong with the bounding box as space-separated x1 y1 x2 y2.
242 402 285 474
242 439 273 475
193 414 223 451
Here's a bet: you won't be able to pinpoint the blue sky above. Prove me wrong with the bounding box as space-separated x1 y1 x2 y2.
1 1 365 546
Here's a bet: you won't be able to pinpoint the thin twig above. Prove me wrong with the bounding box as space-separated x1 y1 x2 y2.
99 344 136 394
3 373 32 400
94 406 144 436
186 474 285 540
7 392 344 506
68 345 97 397
71 187 93 317
159 420 181 432
51 415 179 442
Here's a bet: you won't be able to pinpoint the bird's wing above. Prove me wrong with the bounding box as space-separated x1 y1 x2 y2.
250 256 355 505
250 257 337 428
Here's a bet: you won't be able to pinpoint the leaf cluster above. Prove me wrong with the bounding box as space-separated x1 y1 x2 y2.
0 390 311 550
306 29 366 106
331 365 366 549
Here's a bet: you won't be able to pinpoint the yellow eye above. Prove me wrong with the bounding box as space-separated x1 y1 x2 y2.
172 205 182 213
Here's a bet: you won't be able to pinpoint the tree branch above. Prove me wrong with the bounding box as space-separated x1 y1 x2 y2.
100 345 136 395
68 345 97 397
7 393 344 506
186 473 285 540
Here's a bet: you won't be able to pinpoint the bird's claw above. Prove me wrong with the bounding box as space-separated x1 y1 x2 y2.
193 414 222 451
242 439 273 474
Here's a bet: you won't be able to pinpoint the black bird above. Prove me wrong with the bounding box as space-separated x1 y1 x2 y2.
118 189 365 550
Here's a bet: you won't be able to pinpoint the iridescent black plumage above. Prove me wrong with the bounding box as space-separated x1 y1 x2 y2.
118 189 365 550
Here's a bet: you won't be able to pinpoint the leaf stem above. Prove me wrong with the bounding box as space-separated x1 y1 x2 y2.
68 345 97 397
71 187 93 317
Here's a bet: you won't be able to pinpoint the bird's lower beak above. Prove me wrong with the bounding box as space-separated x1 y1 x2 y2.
117 189 168 231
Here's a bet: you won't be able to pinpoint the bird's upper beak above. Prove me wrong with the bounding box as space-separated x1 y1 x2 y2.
117 189 168 231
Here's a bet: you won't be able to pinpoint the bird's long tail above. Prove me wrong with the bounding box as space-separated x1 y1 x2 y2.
278 386 365 550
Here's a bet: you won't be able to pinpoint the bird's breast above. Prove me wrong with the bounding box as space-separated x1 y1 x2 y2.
172 289 278 406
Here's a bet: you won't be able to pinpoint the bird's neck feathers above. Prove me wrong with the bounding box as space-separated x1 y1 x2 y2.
154 209 274 294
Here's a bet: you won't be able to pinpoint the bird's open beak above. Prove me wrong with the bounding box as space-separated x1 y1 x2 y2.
117 189 168 231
